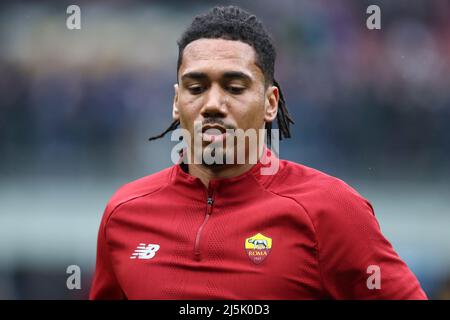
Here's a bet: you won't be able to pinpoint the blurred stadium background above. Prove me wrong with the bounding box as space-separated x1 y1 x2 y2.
0 0 449 299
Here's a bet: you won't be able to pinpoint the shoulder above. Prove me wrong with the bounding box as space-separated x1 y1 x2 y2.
102 166 175 222
269 159 365 200
268 160 375 222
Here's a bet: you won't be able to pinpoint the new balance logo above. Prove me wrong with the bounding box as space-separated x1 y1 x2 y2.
130 243 160 260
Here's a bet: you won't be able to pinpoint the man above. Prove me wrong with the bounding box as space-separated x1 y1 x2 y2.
90 6 427 299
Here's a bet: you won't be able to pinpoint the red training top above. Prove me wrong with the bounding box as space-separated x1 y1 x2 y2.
90 149 427 299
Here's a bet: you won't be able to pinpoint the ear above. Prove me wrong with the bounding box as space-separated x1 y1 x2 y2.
172 83 180 121
264 85 279 123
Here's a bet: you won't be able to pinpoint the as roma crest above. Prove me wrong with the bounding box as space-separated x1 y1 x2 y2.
245 233 272 264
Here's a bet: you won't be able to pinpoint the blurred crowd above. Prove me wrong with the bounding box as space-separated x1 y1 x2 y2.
1 0 449 178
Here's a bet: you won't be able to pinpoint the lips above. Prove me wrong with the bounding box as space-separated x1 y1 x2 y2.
201 124 227 134
201 124 229 143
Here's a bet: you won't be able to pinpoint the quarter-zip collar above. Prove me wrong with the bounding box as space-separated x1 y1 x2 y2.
172 145 278 193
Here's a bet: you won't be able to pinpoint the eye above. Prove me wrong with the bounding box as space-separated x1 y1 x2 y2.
227 86 245 94
188 85 205 95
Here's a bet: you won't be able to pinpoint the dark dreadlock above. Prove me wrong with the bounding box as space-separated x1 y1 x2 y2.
149 5 294 147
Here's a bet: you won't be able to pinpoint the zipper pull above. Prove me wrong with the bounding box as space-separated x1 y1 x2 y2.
194 195 214 257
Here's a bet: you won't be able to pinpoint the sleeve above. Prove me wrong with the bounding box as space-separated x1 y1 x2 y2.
89 206 127 300
315 184 427 299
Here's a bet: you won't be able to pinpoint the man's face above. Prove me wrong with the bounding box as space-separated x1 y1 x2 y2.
173 38 278 165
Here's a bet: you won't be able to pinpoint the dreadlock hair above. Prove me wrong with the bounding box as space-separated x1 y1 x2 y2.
149 5 294 148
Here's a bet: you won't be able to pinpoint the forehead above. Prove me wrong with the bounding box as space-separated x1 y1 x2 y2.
179 38 263 80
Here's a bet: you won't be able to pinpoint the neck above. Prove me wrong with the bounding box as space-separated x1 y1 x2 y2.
183 142 267 187
188 163 255 187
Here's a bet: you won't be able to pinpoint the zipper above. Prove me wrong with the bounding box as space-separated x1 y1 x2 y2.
194 191 214 257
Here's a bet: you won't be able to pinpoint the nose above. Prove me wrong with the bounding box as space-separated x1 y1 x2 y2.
200 84 228 119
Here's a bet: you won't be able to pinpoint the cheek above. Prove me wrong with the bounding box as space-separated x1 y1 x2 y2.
233 96 265 129
177 95 203 127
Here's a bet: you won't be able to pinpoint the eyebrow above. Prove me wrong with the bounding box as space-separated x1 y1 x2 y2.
181 71 253 83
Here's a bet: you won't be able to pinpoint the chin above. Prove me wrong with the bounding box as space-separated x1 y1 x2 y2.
200 145 233 166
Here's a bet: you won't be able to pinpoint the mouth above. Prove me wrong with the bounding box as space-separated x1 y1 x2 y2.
201 124 229 143
202 124 227 134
